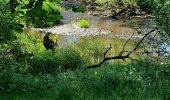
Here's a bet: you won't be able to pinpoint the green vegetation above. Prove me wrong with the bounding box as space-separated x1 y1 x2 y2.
95 0 138 7
72 5 86 13
0 0 170 99
0 53 170 99
9 0 62 27
0 31 170 99
65 3 86 13
78 19 90 28
0 0 23 43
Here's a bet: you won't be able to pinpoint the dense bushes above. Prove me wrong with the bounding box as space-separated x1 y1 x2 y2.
28 47 84 74
0 56 169 99
3 31 86 74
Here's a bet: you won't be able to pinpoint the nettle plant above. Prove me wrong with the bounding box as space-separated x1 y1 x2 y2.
9 0 62 27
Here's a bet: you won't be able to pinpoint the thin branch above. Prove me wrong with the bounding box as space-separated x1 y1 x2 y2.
86 28 158 69
104 44 112 58
126 28 158 57
120 30 136 56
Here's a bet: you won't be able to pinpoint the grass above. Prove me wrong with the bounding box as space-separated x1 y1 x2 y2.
0 59 169 99
78 19 90 28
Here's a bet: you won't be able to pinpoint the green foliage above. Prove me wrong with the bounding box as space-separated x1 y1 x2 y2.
0 30 170 98
154 0 170 36
0 0 23 43
3 31 84 74
72 4 86 13
60 46 84 70
28 50 62 74
95 0 116 6
65 3 86 13
78 19 90 28
9 32 45 60
9 0 62 27
0 57 169 99
95 0 137 7
28 47 85 74
1 0 170 99
137 0 159 13
78 39 106 65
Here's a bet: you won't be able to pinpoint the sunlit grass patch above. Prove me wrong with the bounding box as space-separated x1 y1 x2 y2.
78 19 90 28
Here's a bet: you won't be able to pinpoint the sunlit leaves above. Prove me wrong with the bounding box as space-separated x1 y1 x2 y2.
9 0 62 27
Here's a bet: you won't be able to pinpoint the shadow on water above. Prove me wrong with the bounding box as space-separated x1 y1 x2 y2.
58 35 137 60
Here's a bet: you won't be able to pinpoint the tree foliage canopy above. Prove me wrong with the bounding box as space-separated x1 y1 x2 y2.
9 0 62 27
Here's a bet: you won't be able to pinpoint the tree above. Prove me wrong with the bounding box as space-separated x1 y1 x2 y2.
9 0 62 27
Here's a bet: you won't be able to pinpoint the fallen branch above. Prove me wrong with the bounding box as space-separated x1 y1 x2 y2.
86 28 158 69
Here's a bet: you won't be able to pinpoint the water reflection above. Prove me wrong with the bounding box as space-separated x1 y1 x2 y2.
58 35 80 48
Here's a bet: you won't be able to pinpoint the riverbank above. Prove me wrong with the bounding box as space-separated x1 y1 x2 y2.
35 6 151 39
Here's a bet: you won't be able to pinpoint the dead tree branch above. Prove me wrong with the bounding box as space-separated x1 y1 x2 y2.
86 28 158 69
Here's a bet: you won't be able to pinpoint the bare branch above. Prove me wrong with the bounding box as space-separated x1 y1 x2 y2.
104 44 112 58
86 28 158 69
126 28 158 57
120 30 136 56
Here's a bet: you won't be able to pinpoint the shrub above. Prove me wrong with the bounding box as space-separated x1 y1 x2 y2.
137 0 158 13
78 19 90 28
78 39 106 65
9 32 45 61
28 46 85 74
60 46 85 70
28 50 62 75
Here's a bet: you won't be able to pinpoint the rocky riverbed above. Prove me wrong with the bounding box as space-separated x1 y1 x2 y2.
36 22 109 37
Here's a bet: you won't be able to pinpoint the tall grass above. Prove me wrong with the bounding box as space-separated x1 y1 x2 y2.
0 58 169 99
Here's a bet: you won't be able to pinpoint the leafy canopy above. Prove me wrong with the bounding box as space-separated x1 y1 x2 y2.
9 0 62 27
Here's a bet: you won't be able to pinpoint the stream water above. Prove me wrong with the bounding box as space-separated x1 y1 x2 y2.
56 7 152 57
45 7 169 59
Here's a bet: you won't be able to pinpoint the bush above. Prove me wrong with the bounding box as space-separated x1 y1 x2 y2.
60 46 85 70
28 46 85 74
28 50 62 75
78 19 90 28
78 39 106 65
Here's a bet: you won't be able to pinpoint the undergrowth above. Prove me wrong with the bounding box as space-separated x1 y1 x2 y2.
0 31 170 100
